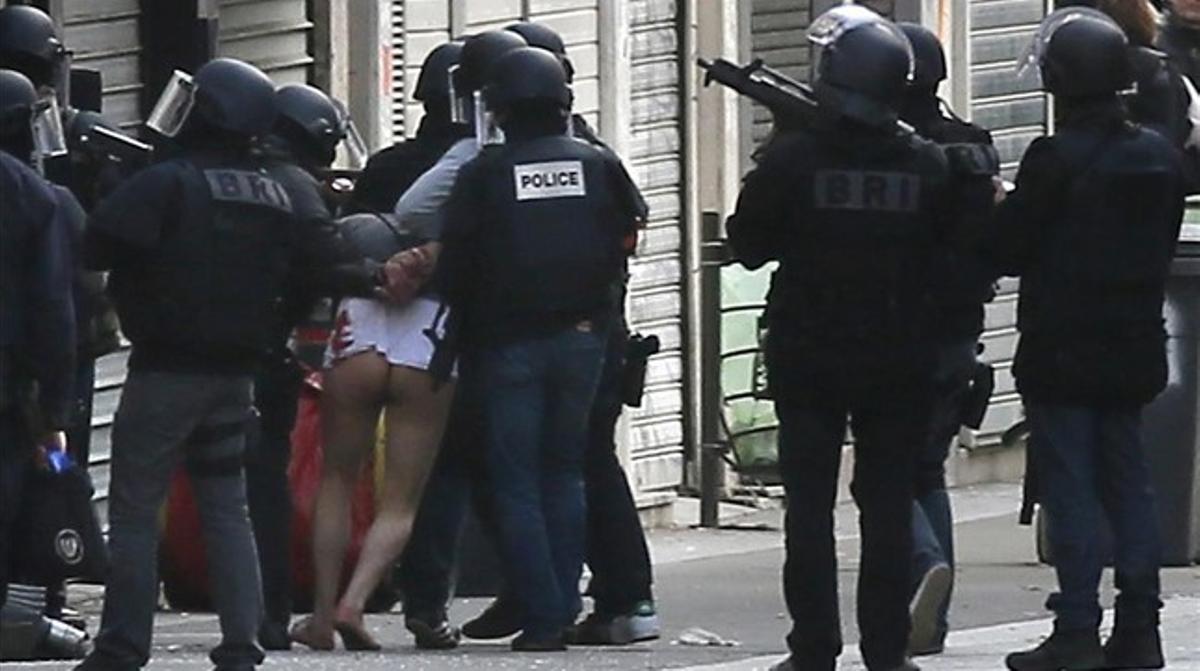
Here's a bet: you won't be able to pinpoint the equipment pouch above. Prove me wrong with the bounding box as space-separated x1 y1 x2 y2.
621 333 661 407
959 360 995 430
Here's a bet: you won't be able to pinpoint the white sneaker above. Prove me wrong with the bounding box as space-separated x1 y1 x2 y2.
908 563 952 656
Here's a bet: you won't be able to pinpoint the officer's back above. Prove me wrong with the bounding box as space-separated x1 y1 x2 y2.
88 60 294 375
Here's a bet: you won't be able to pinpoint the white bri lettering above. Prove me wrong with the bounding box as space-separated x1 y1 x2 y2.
513 160 587 201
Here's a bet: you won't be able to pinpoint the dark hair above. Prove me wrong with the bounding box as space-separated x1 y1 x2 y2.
1100 0 1159 45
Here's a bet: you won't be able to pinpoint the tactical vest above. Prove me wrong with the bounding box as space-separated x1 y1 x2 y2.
110 156 294 370
1019 124 1182 340
767 130 948 353
468 135 628 334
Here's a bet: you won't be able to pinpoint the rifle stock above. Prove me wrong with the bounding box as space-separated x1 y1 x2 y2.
697 57 818 131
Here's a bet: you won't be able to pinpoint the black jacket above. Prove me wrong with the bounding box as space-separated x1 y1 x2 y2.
980 102 1185 406
346 115 467 215
1159 13 1200 86
0 151 77 428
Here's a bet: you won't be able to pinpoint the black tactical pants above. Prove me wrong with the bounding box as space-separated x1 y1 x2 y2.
0 407 32 607
771 353 931 671
246 358 303 631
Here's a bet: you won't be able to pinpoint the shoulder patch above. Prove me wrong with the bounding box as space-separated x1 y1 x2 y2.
204 169 293 213
513 160 587 201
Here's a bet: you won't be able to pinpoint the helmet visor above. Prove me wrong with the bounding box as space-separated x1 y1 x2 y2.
146 70 197 138
448 64 470 126
1016 6 1116 80
30 95 67 160
342 118 369 169
473 90 504 147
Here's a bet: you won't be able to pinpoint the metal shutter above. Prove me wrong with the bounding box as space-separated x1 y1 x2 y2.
528 0 601 127
217 0 314 85
62 0 144 128
392 1 406 140
747 0 812 145
968 0 1049 447
627 0 685 494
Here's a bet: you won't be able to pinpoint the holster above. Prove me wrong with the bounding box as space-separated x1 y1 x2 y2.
621 333 661 407
959 361 995 430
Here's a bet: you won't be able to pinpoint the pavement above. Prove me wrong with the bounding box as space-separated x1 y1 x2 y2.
7 482 1200 670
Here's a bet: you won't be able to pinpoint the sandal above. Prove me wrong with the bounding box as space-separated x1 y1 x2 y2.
289 616 335 651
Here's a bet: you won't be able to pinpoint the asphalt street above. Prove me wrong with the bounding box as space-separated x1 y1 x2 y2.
7 483 1200 670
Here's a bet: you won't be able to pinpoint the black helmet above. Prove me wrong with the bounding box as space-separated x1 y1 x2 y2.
484 46 572 114
0 68 37 137
811 17 914 127
506 22 575 82
898 23 946 90
454 30 528 94
275 84 348 166
1037 10 1130 97
0 5 65 88
414 41 463 102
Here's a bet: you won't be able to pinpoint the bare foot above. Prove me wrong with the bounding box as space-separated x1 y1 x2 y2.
289 616 335 651
333 607 381 651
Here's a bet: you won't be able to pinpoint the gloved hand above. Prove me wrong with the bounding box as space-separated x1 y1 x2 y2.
379 245 435 305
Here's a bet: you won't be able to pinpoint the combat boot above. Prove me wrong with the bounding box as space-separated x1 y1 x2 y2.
1006 629 1105 671
1102 626 1164 670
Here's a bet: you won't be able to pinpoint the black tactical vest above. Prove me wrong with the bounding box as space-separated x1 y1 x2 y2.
765 129 950 355
110 156 295 370
467 135 629 337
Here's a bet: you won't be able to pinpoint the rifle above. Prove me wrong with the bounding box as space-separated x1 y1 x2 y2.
697 58 819 133
697 57 915 135
78 124 154 173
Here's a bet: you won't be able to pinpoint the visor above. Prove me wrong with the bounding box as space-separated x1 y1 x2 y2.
1016 6 1115 80
331 98 369 169
472 89 504 148
30 95 67 161
146 70 197 138
806 4 916 82
448 64 470 126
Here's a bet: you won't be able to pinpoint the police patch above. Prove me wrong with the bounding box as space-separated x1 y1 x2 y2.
204 169 294 213
514 161 586 201
813 171 921 213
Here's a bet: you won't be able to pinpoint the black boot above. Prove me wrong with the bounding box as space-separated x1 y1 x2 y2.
462 597 522 640
1006 629 1105 671
1103 627 1164 670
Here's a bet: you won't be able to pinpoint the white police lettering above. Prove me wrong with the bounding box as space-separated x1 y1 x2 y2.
513 161 587 201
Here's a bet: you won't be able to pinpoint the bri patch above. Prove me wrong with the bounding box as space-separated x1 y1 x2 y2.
204 169 293 213
814 170 921 213
513 161 587 201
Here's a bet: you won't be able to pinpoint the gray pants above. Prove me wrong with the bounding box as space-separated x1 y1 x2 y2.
88 370 264 669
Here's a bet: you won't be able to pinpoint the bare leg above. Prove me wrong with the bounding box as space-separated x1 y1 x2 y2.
292 352 387 649
335 365 455 628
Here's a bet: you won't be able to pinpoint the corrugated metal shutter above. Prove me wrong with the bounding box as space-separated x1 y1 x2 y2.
969 0 1048 447
61 0 144 128
529 0 601 128
392 1 406 139
627 0 685 494
747 0 812 145
217 0 314 85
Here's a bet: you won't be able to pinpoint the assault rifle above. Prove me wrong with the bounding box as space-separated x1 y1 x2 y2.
697 57 915 135
697 58 818 133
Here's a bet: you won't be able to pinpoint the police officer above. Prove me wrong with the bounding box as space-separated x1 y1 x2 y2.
896 22 999 659
74 58 390 671
346 41 465 215
435 46 643 652
247 82 372 651
1160 0 1200 83
726 8 960 671
0 68 76 617
456 20 660 647
982 11 1185 671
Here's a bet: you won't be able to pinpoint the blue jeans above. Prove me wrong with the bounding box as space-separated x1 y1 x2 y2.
1027 403 1163 631
478 326 606 638
910 339 977 640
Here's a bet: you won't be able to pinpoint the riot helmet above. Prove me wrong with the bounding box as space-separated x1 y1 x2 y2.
450 31 528 144
807 6 914 127
485 47 573 120
1021 7 1130 98
147 58 277 140
274 84 367 169
506 22 575 83
897 23 947 91
0 6 66 89
413 41 463 103
0 68 66 169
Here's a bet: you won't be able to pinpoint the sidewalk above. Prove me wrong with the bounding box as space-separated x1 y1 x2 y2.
679 597 1200 670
